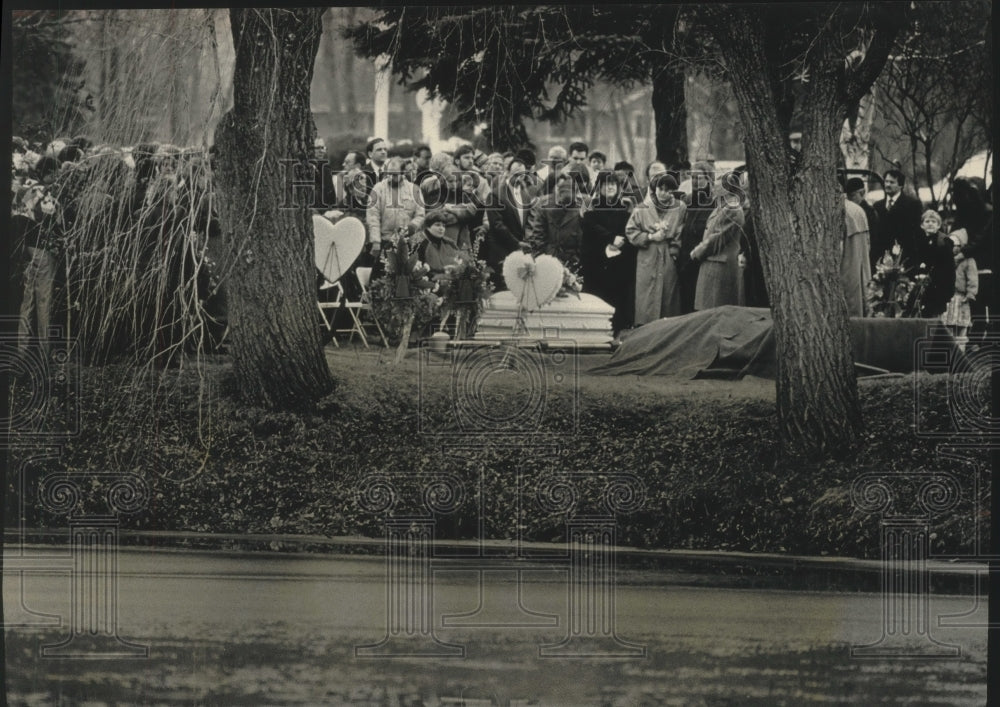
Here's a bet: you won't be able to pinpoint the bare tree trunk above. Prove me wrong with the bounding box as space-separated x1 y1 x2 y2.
922 140 937 207
840 90 876 170
707 8 864 459
622 99 637 166
213 8 334 409
320 9 340 119
610 93 629 163
342 7 358 122
651 60 688 166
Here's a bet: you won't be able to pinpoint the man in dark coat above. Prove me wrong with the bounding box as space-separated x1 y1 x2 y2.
874 169 923 262
482 158 533 288
525 173 584 268
361 137 389 188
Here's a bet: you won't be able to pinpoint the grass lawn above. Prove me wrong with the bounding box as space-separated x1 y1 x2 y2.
6 342 991 559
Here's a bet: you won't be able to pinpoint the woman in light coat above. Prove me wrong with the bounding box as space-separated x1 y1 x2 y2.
625 174 686 325
691 172 746 310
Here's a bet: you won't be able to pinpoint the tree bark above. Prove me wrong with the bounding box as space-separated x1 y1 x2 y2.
213 8 334 409
651 61 688 167
342 8 358 122
706 7 864 459
839 90 876 170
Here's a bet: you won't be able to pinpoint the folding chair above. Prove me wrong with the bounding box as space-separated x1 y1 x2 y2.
317 280 341 347
335 267 389 348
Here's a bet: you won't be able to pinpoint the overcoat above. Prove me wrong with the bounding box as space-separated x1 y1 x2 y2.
842 198 872 317
693 201 745 311
625 194 686 325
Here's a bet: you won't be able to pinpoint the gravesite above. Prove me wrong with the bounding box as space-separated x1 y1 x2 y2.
4 3 998 704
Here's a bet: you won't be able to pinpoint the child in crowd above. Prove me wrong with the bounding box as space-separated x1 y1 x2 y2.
914 209 955 318
942 228 978 351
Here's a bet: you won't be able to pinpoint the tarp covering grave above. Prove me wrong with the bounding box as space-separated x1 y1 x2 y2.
590 305 962 379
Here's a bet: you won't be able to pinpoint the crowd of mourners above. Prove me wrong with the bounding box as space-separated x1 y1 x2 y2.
311 138 767 337
11 131 995 364
311 135 993 348
12 135 219 364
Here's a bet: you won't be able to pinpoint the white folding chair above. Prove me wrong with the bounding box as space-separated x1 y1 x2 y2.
317 279 341 347
336 267 389 348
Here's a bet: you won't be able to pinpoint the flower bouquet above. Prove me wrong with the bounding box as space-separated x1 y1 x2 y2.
559 264 584 299
435 255 495 340
369 228 440 361
865 245 926 318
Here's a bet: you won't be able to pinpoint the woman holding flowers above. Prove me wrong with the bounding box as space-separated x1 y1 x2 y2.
626 173 686 326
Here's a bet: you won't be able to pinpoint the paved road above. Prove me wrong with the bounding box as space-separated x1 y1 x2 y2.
4 547 988 705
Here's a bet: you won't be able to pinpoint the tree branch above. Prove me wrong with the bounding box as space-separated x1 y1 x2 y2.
842 8 907 109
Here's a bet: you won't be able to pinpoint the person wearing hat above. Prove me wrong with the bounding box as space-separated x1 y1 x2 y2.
626 172 687 324
844 176 882 268
418 209 464 277
690 171 747 311
942 228 979 351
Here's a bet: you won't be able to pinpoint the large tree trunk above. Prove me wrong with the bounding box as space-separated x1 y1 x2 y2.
213 8 334 409
651 61 688 167
707 9 864 459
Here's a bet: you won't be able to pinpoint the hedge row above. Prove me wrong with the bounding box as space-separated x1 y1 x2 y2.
6 355 990 559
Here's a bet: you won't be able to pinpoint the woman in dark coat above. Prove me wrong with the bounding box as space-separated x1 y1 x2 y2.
678 163 714 313
690 172 746 311
582 171 635 334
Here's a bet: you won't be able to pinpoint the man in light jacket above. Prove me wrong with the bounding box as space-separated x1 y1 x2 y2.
366 156 426 257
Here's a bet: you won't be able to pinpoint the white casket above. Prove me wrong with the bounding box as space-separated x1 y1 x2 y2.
474 290 615 347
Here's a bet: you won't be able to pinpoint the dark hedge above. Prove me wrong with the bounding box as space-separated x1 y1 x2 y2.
6 351 990 560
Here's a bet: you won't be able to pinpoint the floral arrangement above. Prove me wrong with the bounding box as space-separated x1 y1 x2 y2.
435 255 495 340
559 265 584 298
865 245 928 318
369 228 440 360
